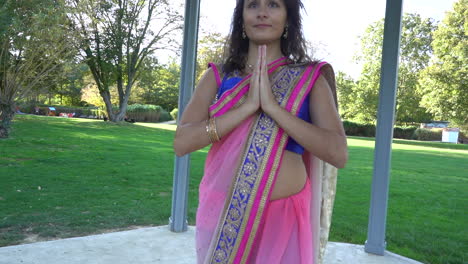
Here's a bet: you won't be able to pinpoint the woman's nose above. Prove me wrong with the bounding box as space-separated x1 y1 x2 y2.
256 4 269 18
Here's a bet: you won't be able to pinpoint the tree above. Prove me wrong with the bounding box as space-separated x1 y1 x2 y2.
418 0 467 126
47 62 89 106
134 58 180 111
0 0 74 138
351 13 436 124
335 71 357 120
67 0 183 121
195 32 227 82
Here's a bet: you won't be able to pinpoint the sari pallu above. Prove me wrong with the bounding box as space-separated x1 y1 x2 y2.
196 58 338 264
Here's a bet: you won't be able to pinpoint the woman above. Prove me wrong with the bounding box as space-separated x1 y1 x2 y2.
174 0 347 263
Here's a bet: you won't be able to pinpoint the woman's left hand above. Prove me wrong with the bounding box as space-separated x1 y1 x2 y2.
258 45 279 115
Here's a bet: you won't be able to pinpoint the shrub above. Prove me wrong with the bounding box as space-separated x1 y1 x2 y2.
343 121 376 137
170 108 178 121
459 132 468 144
393 126 417 139
343 121 419 140
17 102 36 114
413 128 442 141
158 109 173 122
126 104 162 122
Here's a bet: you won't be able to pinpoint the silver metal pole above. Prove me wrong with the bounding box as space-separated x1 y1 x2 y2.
169 0 201 232
365 0 403 255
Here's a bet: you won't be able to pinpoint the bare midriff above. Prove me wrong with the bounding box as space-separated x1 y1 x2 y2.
270 150 307 200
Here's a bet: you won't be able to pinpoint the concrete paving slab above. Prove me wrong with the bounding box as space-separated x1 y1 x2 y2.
323 242 424 264
0 226 423 264
0 226 196 264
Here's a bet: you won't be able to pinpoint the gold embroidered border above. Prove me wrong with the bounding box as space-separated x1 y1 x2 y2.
290 65 318 115
207 114 260 263
226 67 299 263
240 133 288 263
210 77 251 116
240 65 312 263
211 67 291 263
209 64 310 264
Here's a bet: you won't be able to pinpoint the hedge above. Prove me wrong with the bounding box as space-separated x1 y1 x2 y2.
342 121 442 141
126 104 162 122
413 128 442 141
393 126 417 139
158 109 173 122
343 121 376 137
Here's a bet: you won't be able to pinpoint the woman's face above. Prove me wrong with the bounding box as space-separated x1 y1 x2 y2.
242 0 287 45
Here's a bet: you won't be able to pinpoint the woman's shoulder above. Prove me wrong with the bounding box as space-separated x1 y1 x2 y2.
207 62 228 87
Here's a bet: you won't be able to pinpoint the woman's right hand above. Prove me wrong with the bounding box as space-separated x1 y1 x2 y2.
243 46 262 113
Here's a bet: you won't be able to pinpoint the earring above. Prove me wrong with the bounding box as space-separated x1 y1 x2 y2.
283 25 288 39
242 25 247 39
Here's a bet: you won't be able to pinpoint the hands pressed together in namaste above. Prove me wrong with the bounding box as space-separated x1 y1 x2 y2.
245 45 280 115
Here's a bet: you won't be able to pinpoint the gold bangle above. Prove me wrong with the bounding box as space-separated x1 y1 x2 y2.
211 117 220 142
206 119 214 144
209 118 215 143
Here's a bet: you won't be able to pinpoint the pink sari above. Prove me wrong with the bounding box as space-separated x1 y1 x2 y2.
196 58 338 264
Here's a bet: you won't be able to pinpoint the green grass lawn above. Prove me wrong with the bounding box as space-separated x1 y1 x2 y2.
1 115 467 264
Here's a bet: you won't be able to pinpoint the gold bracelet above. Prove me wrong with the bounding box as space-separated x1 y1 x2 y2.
209 118 216 143
211 117 220 142
206 119 214 144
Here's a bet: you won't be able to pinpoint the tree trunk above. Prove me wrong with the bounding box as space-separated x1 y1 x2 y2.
0 103 15 138
100 91 116 121
115 95 129 121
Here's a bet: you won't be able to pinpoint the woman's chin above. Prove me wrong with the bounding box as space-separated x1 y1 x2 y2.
249 37 281 46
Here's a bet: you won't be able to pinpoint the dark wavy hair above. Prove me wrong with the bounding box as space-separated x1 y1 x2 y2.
223 0 311 74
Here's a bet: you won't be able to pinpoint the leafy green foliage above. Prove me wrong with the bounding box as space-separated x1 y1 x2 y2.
417 0 468 126
392 126 418 139
413 128 443 141
195 32 227 82
67 0 183 121
126 104 162 122
0 0 75 137
133 58 180 112
170 108 178 121
342 120 376 137
349 13 437 124
335 71 357 120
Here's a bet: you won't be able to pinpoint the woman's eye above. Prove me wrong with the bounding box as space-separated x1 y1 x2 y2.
247 2 258 8
268 1 279 7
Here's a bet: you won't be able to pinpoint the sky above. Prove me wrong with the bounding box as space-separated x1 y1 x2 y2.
157 0 458 79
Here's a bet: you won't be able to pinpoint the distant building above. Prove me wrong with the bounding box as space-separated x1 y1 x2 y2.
420 121 449 129
442 127 460 144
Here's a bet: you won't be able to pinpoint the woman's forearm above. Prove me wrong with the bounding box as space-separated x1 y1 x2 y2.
174 104 257 157
266 105 348 168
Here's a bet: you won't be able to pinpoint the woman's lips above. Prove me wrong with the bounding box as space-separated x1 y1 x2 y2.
254 24 272 28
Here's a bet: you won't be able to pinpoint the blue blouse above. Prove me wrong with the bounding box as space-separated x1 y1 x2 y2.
217 74 311 155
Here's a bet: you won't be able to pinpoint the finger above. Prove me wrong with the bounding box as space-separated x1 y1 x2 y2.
262 45 267 73
251 46 261 87
256 45 262 74
260 46 268 81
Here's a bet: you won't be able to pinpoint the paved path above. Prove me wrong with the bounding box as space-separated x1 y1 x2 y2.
0 226 423 264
